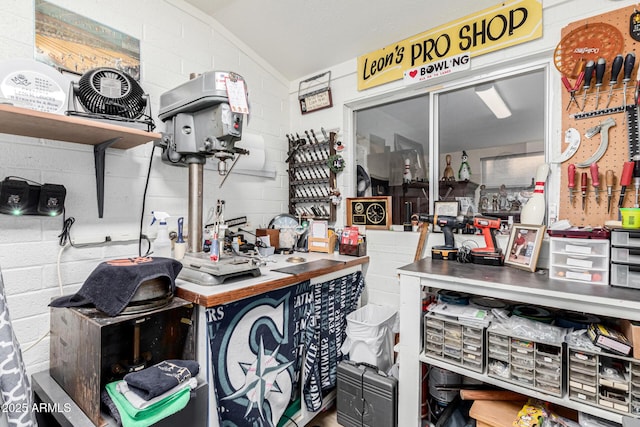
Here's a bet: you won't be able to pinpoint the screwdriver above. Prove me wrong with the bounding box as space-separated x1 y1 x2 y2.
581 172 588 211
581 60 595 111
594 58 606 110
606 54 624 108
623 53 636 110
568 163 576 205
618 161 635 208
590 162 600 205
606 169 614 213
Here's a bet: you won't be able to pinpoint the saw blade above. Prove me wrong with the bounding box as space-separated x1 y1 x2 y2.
627 105 640 160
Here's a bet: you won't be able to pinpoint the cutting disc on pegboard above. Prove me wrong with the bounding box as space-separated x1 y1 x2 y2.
554 22 625 78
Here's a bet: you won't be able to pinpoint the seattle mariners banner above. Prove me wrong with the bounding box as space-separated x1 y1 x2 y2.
206 272 364 426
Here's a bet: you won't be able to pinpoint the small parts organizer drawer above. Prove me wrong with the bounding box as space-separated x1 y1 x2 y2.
487 332 562 397
611 230 640 289
568 347 640 415
423 313 485 372
549 237 610 285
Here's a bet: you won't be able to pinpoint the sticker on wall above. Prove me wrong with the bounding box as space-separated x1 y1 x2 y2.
403 52 471 85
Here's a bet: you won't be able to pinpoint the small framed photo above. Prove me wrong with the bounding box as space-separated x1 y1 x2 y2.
433 201 459 232
505 224 546 272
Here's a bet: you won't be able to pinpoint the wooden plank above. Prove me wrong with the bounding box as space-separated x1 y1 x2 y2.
414 224 429 262
460 389 527 401
175 256 369 307
0 104 160 149
469 400 522 427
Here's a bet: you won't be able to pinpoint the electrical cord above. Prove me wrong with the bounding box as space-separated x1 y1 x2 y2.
138 145 156 257
456 240 479 264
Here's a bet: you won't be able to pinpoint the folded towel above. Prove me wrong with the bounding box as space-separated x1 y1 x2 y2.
117 378 197 410
101 388 123 426
105 381 191 427
49 257 182 316
124 359 199 400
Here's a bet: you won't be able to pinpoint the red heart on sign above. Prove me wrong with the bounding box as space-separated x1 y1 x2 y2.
409 70 418 78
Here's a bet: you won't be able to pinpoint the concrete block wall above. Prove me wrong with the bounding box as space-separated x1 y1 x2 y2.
0 0 291 375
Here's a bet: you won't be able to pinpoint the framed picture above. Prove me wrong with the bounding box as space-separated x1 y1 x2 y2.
433 201 460 232
505 224 546 272
346 196 392 229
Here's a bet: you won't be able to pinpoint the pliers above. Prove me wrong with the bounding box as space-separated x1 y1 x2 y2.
562 71 585 111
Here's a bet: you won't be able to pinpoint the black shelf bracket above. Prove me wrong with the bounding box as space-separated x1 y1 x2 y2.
94 137 121 218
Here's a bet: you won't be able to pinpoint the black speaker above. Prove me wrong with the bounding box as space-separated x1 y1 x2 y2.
0 178 30 215
38 184 66 216
0 178 66 216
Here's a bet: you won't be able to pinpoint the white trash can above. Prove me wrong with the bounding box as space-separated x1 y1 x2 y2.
341 304 399 372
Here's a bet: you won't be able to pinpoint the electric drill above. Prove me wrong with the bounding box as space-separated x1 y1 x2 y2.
469 216 504 265
417 214 469 260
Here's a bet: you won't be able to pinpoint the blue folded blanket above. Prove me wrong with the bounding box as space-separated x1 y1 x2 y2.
49 257 182 316
124 359 199 400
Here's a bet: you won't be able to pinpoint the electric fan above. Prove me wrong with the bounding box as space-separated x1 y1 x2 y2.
66 67 154 131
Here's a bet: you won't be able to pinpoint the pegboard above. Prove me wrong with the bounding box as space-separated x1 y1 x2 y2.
558 5 640 226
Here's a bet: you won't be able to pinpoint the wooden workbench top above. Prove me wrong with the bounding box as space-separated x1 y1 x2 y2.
175 252 369 307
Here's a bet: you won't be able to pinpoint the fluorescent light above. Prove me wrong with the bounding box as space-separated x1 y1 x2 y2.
475 85 512 119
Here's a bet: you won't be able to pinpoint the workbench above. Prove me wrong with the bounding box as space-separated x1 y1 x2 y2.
397 258 640 426
35 252 368 426
176 251 369 427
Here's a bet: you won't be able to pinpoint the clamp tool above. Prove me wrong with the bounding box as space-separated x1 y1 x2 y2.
562 70 584 111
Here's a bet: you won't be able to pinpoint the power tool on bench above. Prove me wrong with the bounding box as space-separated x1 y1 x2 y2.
417 214 469 260
468 216 504 266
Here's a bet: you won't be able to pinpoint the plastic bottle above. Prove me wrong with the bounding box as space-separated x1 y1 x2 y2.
520 163 550 225
151 211 172 258
210 232 220 262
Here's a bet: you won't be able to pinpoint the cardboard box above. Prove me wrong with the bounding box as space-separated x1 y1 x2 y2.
587 323 632 356
621 319 640 359
256 228 280 249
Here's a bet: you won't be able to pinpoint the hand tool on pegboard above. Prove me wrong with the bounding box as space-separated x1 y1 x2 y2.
580 60 595 112
622 52 636 110
581 171 588 211
606 169 615 213
568 163 576 205
591 162 600 205
576 117 616 167
594 58 607 110
618 161 635 208
606 54 624 108
562 68 584 111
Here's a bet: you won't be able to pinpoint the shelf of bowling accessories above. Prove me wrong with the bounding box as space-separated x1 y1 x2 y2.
287 131 336 222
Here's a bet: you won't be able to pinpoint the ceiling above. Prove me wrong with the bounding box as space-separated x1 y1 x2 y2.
183 0 500 81
184 0 545 155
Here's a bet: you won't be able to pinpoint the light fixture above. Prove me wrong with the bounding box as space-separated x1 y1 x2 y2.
475 84 512 119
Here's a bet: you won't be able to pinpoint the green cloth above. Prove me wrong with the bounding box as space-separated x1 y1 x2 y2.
105 381 191 427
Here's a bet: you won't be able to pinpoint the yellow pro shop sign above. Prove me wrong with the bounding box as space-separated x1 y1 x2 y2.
357 0 542 91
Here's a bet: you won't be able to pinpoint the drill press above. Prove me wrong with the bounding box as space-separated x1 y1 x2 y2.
155 71 261 285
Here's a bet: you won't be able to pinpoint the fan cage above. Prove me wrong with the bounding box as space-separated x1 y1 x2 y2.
76 68 146 120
